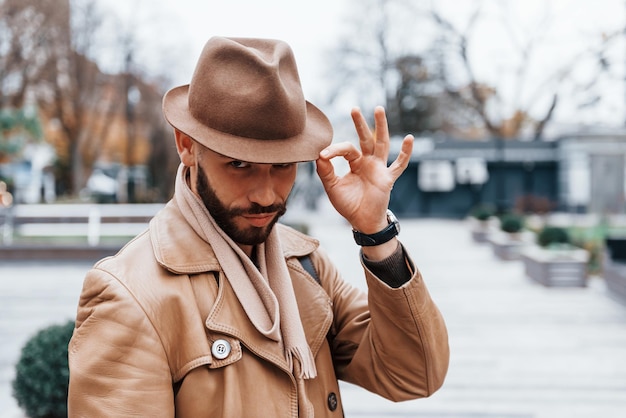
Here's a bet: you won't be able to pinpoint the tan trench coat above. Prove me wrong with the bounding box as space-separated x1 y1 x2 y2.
68 200 449 417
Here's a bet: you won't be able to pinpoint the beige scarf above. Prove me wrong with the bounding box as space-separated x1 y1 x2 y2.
174 164 317 386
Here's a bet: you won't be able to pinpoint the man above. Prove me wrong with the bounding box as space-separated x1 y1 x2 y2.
68 36 449 417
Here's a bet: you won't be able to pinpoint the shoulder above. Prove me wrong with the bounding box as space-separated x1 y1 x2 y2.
276 222 319 258
96 230 166 285
90 231 195 319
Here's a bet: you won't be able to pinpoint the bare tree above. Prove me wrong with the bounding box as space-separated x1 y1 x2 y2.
430 1 623 140
388 54 442 134
325 0 623 140
0 0 60 108
0 0 178 201
325 0 424 111
49 0 126 195
0 0 123 195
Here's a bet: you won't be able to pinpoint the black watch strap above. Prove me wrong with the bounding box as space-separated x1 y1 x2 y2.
352 210 400 246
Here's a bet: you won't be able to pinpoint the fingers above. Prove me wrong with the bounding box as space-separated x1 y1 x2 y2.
351 106 391 159
373 106 390 159
320 141 362 164
317 142 361 186
351 107 375 156
315 157 336 189
320 107 413 183
388 134 414 180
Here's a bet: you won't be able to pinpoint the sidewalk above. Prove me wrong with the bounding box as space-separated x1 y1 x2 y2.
2 214 626 417
309 215 626 418
0 260 91 418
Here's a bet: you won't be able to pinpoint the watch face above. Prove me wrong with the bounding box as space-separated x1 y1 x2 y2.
387 209 400 233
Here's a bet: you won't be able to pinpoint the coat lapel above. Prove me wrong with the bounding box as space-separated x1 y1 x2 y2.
205 272 290 371
152 203 333 371
205 267 333 370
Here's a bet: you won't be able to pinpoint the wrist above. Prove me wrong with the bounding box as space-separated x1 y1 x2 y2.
352 210 400 247
356 219 389 235
361 237 399 261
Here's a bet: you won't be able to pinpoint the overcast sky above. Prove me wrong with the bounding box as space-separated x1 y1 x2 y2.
98 0 345 99
98 0 625 131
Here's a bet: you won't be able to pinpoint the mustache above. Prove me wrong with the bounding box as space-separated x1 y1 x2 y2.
230 202 287 216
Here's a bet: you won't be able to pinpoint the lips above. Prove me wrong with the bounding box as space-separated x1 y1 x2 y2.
242 213 276 228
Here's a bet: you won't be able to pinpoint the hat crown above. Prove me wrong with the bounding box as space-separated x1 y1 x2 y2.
188 37 306 140
161 36 333 163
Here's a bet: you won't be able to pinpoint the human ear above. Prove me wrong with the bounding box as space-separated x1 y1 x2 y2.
174 129 196 166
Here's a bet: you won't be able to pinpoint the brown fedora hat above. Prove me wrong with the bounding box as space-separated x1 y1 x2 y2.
162 36 333 163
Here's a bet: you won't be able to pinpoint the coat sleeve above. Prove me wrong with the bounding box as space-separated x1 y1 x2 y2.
314 244 449 401
68 268 174 417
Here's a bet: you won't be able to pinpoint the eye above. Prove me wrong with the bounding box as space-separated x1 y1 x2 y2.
229 161 250 169
273 163 295 170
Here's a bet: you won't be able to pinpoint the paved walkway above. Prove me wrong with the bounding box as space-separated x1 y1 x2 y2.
2 212 626 417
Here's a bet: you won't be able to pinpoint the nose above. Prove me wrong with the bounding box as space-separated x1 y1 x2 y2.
247 169 277 207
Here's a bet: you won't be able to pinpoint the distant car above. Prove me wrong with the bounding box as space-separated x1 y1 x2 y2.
86 169 118 202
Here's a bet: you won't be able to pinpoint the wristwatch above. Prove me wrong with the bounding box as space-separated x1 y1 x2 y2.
352 209 400 246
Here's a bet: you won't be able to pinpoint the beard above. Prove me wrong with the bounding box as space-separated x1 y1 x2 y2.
196 164 287 246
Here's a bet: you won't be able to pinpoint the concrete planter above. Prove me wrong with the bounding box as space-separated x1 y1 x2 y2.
470 218 498 243
520 246 589 287
604 258 626 302
489 231 533 260
471 226 490 243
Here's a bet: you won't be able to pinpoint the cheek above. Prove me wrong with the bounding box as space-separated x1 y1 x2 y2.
216 179 244 206
279 170 298 196
196 164 239 207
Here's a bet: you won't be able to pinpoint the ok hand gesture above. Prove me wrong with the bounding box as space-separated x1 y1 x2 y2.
316 106 414 238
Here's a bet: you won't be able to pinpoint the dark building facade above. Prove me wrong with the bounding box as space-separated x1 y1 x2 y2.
389 139 559 218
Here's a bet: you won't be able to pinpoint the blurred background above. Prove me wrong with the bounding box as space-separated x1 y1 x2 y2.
0 0 624 213
2 1 626 417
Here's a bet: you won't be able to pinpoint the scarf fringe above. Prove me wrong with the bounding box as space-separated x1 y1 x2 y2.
287 346 317 380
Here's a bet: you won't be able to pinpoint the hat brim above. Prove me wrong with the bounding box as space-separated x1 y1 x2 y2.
162 85 333 164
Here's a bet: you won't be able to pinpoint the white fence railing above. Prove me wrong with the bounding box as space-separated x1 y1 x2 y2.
0 203 164 246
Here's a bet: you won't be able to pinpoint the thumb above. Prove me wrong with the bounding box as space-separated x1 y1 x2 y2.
315 158 336 188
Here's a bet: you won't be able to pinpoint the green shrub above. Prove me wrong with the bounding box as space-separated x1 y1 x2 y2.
470 205 495 221
537 226 570 248
500 214 524 233
12 320 75 418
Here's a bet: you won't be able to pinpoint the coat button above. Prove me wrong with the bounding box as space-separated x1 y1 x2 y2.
327 392 338 411
211 339 231 360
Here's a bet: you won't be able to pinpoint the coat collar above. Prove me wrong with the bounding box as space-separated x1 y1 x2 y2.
149 199 320 275
149 199 332 363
